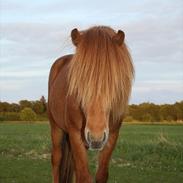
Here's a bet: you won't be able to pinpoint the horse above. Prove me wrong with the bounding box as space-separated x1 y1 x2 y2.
47 26 134 183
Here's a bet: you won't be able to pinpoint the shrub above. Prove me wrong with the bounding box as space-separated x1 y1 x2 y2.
20 107 37 122
142 114 153 122
124 116 134 122
36 113 48 121
0 112 20 121
166 115 173 121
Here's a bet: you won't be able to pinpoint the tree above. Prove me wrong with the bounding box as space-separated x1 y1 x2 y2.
128 104 141 121
32 101 45 114
20 107 37 121
0 102 11 112
174 101 183 121
19 100 32 110
160 104 177 121
40 96 47 112
142 113 153 122
10 103 20 112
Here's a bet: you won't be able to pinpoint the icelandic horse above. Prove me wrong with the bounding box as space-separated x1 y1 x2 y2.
48 26 134 183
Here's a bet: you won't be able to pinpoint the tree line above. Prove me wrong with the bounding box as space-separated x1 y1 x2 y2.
126 101 183 122
0 96 47 121
0 97 183 122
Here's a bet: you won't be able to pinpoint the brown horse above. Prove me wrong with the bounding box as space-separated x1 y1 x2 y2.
48 26 134 183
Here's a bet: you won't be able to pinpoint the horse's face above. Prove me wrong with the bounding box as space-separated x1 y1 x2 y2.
84 100 109 150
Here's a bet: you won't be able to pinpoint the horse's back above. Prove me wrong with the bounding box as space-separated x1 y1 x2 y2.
48 54 73 92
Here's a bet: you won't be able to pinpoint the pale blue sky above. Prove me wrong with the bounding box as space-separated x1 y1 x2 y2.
0 0 183 104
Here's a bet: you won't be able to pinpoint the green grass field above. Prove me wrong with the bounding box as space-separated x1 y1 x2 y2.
0 123 183 183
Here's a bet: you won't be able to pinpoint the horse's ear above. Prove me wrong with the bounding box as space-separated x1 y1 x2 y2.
113 30 125 45
71 28 81 46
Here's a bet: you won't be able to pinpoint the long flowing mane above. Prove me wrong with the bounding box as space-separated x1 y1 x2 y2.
68 26 134 120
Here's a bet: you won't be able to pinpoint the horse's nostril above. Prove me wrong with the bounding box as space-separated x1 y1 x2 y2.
87 132 96 142
102 132 107 142
87 131 90 142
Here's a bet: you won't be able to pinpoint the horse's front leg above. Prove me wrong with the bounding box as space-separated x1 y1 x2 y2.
50 123 64 183
96 126 121 183
69 130 93 183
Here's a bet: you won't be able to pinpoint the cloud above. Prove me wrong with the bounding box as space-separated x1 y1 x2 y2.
0 0 183 103
131 82 183 104
1 70 48 78
0 77 47 102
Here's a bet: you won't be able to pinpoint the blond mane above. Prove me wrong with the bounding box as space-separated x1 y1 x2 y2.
68 26 134 120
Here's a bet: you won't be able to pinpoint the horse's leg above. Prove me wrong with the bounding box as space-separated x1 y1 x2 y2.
50 122 64 183
96 124 121 183
69 130 92 183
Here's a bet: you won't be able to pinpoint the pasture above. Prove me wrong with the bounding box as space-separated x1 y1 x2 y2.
0 123 183 183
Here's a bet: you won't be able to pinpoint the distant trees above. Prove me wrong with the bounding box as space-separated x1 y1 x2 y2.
174 102 183 120
128 103 161 122
0 98 183 122
19 100 32 110
0 112 20 121
0 96 47 121
32 101 45 114
10 103 20 112
0 102 13 112
126 101 183 122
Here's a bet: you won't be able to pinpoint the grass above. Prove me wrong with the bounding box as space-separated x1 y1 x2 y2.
0 123 183 183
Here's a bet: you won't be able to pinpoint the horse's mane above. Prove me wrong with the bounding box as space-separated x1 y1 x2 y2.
68 26 134 120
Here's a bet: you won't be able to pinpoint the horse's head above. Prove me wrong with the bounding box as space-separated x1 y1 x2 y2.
68 26 134 150
84 99 109 150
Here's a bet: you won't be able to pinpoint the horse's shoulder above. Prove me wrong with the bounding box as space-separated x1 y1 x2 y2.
49 54 73 90
50 54 73 74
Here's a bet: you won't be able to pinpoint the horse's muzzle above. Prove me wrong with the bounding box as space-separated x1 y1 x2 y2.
86 131 108 150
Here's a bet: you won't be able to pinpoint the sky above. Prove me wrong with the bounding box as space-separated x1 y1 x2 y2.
0 0 183 104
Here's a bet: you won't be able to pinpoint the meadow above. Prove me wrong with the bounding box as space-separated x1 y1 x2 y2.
0 123 183 183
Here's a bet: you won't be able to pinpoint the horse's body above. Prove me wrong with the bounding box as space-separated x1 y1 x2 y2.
48 26 134 183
